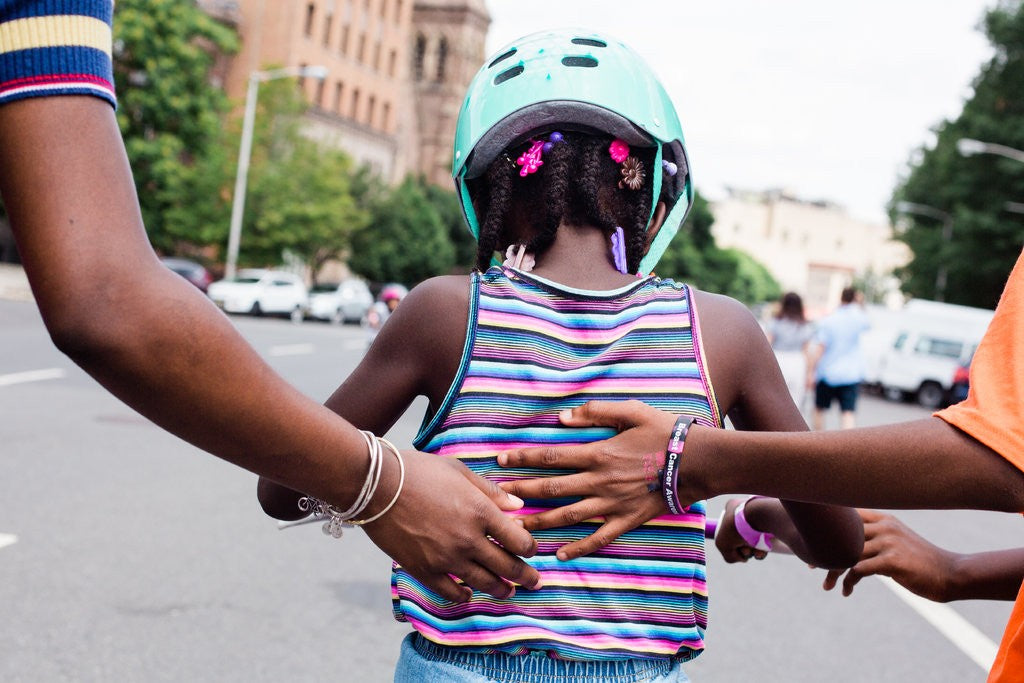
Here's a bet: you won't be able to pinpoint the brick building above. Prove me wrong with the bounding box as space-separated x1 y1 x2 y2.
207 0 489 187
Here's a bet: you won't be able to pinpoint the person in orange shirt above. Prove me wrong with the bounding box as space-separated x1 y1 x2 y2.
497 249 1024 681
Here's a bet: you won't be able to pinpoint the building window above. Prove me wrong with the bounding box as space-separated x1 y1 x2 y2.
380 0 386 19
340 25 350 55
367 95 376 127
413 34 425 81
395 0 403 22
436 37 448 83
297 61 309 90
334 81 344 113
374 41 382 71
323 12 333 47
388 49 397 77
358 33 367 62
382 102 391 131
304 2 316 37
315 78 325 108
351 88 360 119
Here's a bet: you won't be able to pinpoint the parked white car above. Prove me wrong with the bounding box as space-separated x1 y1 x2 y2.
875 300 994 408
306 278 374 324
207 269 308 322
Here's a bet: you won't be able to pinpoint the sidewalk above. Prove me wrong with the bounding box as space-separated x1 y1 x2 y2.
0 263 33 303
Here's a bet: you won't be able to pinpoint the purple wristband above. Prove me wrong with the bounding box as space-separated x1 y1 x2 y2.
660 416 694 515
733 495 774 551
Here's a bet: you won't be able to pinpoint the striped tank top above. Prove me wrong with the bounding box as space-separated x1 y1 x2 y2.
394 266 722 662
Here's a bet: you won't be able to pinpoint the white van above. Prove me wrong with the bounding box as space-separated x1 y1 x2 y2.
875 300 993 408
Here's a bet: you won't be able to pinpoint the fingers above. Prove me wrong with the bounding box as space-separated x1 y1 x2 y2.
823 569 842 591
557 399 649 430
499 473 591 500
419 573 473 604
515 500 606 533
555 518 636 561
497 446 590 471
468 465 527 511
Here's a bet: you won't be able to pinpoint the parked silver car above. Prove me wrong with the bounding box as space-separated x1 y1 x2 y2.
306 278 374 324
207 269 308 322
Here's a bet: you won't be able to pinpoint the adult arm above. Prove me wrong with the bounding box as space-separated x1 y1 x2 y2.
1 96 537 600
506 401 1024 512
501 291 864 568
258 277 541 601
823 509 1024 602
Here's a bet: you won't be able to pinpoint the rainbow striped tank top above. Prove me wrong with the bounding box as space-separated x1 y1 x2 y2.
394 266 722 662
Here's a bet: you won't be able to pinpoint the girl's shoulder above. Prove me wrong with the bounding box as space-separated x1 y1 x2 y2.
398 275 473 331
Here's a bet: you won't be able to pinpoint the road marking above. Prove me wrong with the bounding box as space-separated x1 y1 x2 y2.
0 368 66 386
879 576 998 672
0 533 18 550
343 340 367 351
268 343 315 357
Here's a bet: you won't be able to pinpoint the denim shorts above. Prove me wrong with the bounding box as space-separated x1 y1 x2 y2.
815 380 860 411
394 632 691 683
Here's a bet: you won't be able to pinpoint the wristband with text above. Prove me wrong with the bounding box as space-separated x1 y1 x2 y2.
660 415 694 515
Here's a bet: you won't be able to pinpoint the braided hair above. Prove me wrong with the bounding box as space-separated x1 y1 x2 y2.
468 132 659 273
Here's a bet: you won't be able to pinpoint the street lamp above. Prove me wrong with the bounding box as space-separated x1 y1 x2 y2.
224 65 329 280
894 200 954 302
956 137 1024 164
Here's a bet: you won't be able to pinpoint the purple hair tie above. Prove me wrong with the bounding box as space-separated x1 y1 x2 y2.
611 227 628 274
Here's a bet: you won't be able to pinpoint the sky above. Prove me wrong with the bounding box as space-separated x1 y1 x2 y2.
484 0 996 225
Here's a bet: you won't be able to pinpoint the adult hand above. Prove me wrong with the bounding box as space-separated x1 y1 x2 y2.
363 451 541 603
496 400 678 560
822 509 955 601
715 498 768 563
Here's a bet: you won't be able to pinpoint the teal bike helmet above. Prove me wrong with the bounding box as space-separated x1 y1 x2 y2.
452 28 693 274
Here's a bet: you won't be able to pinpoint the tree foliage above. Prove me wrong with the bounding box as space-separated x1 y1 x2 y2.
113 0 238 255
348 176 456 286
891 0 1024 308
239 81 368 281
655 191 781 304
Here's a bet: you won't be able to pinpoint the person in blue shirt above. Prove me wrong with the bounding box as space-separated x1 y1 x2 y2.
809 286 870 430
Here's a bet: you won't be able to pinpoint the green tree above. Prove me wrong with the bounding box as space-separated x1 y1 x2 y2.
656 191 781 304
421 180 477 272
892 0 1024 308
113 0 238 255
348 177 456 286
231 79 368 281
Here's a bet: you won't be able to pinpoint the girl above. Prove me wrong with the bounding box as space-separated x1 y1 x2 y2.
259 29 862 682
766 291 816 411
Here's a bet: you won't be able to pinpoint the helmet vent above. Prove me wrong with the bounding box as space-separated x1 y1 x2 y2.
493 64 525 85
561 56 599 68
488 48 518 69
570 38 606 48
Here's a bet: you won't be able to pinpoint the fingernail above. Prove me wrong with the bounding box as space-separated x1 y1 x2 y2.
507 494 524 507
514 518 525 527
558 409 573 423
556 551 568 561
497 452 507 465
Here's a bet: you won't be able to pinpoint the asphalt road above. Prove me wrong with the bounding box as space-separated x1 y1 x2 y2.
1 298 1019 682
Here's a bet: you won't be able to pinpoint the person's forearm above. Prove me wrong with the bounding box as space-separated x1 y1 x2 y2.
687 418 1024 511
946 548 1024 601
0 96 369 507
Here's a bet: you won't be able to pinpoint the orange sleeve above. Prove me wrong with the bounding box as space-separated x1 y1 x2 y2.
988 581 1024 683
935 249 1024 473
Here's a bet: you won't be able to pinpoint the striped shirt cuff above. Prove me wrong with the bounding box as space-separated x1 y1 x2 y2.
0 0 115 107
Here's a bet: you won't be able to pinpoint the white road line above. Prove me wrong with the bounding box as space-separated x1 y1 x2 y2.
268 343 315 357
342 340 368 351
879 576 998 672
0 533 18 550
0 368 66 386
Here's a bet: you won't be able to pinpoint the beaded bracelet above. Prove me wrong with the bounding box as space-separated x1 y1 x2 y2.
660 415 694 515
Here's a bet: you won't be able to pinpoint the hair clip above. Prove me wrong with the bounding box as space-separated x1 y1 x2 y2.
618 157 645 190
503 244 536 272
543 131 563 153
517 140 544 176
609 139 630 164
610 227 628 274
662 160 678 177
